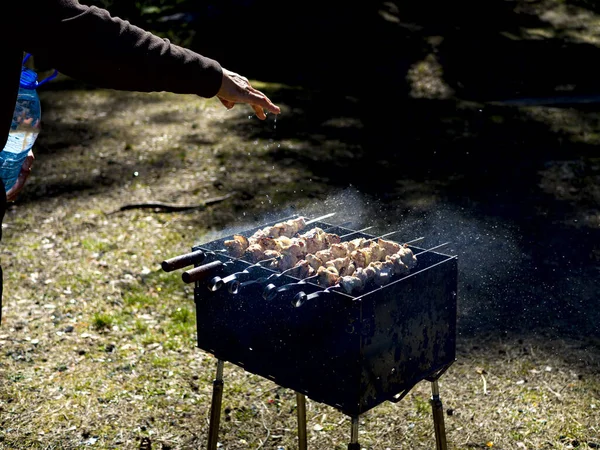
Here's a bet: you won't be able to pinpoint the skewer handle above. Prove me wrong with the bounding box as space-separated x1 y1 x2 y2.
161 250 206 272
182 261 223 284
263 282 308 301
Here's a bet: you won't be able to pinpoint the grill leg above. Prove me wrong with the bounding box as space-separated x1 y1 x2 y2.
296 393 308 450
207 360 225 450
348 416 360 450
431 380 448 450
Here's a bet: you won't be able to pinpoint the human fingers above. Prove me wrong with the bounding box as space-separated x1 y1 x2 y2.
6 168 31 202
247 87 281 115
6 185 17 202
252 104 267 120
218 97 236 110
239 89 280 116
6 152 34 202
24 150 34 170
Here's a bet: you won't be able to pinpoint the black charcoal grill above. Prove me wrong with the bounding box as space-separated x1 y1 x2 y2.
162 214 458 450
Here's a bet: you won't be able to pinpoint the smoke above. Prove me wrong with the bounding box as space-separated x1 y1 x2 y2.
199 185 588 336
299 187 531 334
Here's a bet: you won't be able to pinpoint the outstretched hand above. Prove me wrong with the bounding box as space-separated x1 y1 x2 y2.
6 150 34 202
217 68 281 120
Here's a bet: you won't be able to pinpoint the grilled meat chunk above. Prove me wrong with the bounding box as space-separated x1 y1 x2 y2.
287 259 314 278
277 252 300 271
339 275 363 294
397 245 418 269
223 234 250 258
298 227 329 254
346 237 368 252
377 238 402 256
305 253 324 270
350 247 373 268
225 218 306 257
316 266 340 287
245 243 266 263
263 217 307 238
325 256 355 277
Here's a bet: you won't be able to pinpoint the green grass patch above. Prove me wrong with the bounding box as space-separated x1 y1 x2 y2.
81 238 115 253
170 307 193 325
123 290 158 308
92 312 114 330
134 319 149 334
151 357 173 369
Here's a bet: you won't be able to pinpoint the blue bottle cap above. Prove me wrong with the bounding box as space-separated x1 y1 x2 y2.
19 67 38 89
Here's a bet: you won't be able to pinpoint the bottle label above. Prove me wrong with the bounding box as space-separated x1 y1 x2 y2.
3 131 38 154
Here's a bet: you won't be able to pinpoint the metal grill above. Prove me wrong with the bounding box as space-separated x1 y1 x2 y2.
162 215 458 449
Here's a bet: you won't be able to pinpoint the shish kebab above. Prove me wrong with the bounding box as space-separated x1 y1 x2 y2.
223 217 418 294
223 216 338 262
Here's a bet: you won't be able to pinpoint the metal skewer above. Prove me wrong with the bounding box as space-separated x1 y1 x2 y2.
414 242 451 256
304 212 336 225
340 226 374 239
366 230 402 242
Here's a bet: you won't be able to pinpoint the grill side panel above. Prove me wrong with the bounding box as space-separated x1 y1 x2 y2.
194 281 363 413
357 255 458 415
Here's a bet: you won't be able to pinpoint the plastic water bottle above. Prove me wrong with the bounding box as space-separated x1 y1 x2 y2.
0 55 57 193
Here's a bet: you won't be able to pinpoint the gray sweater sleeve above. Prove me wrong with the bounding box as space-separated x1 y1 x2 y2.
18 0 223 98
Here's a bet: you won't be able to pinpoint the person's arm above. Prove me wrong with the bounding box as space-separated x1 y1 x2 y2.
19 0 223 98
18 0 280 116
